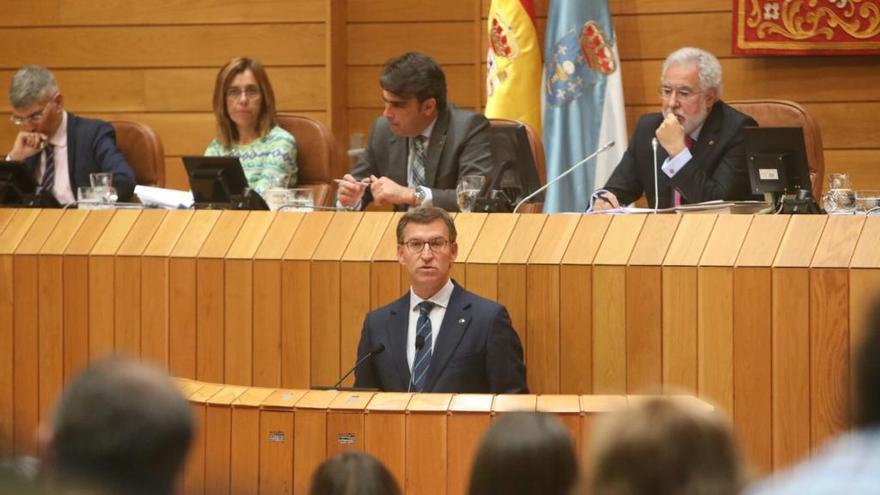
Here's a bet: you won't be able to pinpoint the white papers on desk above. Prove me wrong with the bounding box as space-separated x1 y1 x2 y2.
588 200 767 215
134 185 194 209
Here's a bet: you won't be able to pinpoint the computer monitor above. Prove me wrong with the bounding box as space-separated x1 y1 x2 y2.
182 156 268 210
743 127 812 196
0 161 59 208
483 121 543 208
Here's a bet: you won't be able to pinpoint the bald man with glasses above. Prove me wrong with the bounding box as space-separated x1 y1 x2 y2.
594 47 757 210
6 65 135 204
352 207 527 394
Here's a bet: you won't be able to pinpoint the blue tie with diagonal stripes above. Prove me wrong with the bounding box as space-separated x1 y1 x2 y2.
412 300 434 392
41 144 55 192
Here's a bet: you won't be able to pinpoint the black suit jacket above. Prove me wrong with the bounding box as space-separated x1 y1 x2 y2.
353 283 528 393
351 104 494 211
603 101 757 208
24 112 136 202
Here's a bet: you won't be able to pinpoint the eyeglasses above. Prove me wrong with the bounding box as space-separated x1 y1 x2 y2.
658 85 701 101
10 96 57 126
400 237 450 253
226 85 261 100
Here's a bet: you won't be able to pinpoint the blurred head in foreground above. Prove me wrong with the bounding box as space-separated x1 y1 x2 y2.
309 451 401 495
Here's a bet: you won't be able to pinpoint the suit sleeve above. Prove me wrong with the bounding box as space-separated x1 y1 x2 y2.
486 306 528 394
92 122 136 202
430 113 493 211
352 316 380 389
603 119 650 206
348 119 383 210
670 115 758 203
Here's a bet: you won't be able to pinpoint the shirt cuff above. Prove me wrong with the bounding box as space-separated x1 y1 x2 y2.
661 148 693 178
418 186 433 206
335 198 363 210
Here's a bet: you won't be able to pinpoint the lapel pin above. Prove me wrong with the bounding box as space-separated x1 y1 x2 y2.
708 139 715 146
458 318 466 325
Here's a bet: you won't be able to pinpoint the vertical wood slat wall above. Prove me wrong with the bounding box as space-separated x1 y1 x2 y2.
1 0 877 191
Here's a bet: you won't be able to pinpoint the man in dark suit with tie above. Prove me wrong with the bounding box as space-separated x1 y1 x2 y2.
337 52 493 211
6 65 136 205
353 207 527 393
595 47 757 210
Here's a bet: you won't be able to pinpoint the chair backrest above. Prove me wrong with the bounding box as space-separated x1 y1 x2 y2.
110 120 165 187
728 100 824 198
488 118 547 186
275 114 337 207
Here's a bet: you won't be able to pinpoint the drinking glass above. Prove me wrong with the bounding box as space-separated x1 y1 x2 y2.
77 186 103 209
89 172 118 204
456 175 485 213
285 188 314 211
856 190 880 214
262 175 290 211
822 173 855 214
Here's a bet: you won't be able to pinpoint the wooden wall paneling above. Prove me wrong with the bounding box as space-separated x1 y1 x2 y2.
230 387 275 495
447 394 493 495
580 395 627 451
369 212 406 310
347 23 476 66
310 212 362 387
168 211 222 379
537 395 583 458
12 209 63 454
292 390 338 495
183 383 224 495
0 210 40 455
252 213 305 387
223 211 275 386
661 215 717 393
87 210 141 358
450 213 488 285
326 0 349 173
809 216 863 449
113 210 165 360
592 215 647 394
258 389 302 495
0 209 15 232
492 394 537 413
204 385 247 495
624 215 680 394
558 215 614 394
526 215 581 394
365 393 413 489
850 217 880 380
340 212 394 387
281 212 334 389
464 214 517 301
494 214 545 353
327 391 374 457
406 394 454 495
195 211 248 383
141 211 193 368
696 215 752 415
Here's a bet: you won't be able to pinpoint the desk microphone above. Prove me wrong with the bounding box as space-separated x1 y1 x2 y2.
652 138 659 213
513 141 616 213
332 343 385 389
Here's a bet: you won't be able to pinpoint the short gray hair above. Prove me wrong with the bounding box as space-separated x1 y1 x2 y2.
661 47 723 98
9 65 59 109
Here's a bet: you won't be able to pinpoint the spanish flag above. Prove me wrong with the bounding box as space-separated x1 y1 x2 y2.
485 0 542 134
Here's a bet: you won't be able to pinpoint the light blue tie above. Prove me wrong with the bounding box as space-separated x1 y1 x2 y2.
412 301 434 392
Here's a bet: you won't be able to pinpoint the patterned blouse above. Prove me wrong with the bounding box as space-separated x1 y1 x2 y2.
204 125 298 194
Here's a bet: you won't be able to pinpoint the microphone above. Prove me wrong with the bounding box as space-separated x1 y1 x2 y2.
652 138 659 213
513 141 616 213
332 343 385 389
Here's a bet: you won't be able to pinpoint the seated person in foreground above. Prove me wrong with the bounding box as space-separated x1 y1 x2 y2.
204 57 297 195
309 452 401 495
6 65 136 204
594 47 757 210
354 207 527 393
337 52 493 211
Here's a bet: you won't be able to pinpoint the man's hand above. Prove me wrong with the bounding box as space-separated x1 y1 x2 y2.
9 132 48 161
337 174 369 207
369 175 415 206
592 191 620 211
655 112 686 157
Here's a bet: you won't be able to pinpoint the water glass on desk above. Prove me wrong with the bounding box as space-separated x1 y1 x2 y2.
284 188 314 211
89 172 118 205
822 172 856 214
456 175 485 212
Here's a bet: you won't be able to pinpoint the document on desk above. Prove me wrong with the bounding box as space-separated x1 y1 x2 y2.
134 185 194 209
588 200 767 215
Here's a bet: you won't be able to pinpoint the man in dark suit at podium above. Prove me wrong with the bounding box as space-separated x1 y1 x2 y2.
353 207 527 393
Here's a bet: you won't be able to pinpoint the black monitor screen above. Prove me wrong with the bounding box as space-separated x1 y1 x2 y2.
182 156 267 210
743 127 812 195
487 122 543 203
0 161 37 205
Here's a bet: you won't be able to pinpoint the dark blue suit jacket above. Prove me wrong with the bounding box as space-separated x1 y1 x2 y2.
24 112 136 202
353 282 528 393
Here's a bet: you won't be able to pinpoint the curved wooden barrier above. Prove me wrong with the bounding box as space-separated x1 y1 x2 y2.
1 209 878 473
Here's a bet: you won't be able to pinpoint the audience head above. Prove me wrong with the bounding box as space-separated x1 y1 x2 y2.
587 396 745 495
308 451 401 495
212 57 277 146
468 412 578 495
659 47 721 135
8 65 64 135
396 207 459 297
42 357 194 495
854 296 880 427
379 52 446 137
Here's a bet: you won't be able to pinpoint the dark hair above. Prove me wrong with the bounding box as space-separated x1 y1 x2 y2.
308 451 401 495
468 412 578 495
855 296 880 427
212 57 278 147
587 397 745 495
379 52 447 111
48 357 194 495
396 206 457 244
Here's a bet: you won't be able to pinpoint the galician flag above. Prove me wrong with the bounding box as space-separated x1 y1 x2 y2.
485 0 542 134
542 0 627 212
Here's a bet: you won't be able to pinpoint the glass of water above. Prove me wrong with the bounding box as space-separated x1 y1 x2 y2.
822 173 855 214
89 172 118 205
285 188 314 211
456 175 485 213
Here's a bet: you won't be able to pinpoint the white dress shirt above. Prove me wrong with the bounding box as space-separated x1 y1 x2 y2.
661 123 704 178
37 111 74 204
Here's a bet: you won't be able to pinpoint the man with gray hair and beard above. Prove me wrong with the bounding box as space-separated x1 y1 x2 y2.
594 47 757 210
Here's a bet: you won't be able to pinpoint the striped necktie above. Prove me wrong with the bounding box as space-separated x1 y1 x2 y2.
411 300 434 392
410 135 427 188
41 144 56 192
